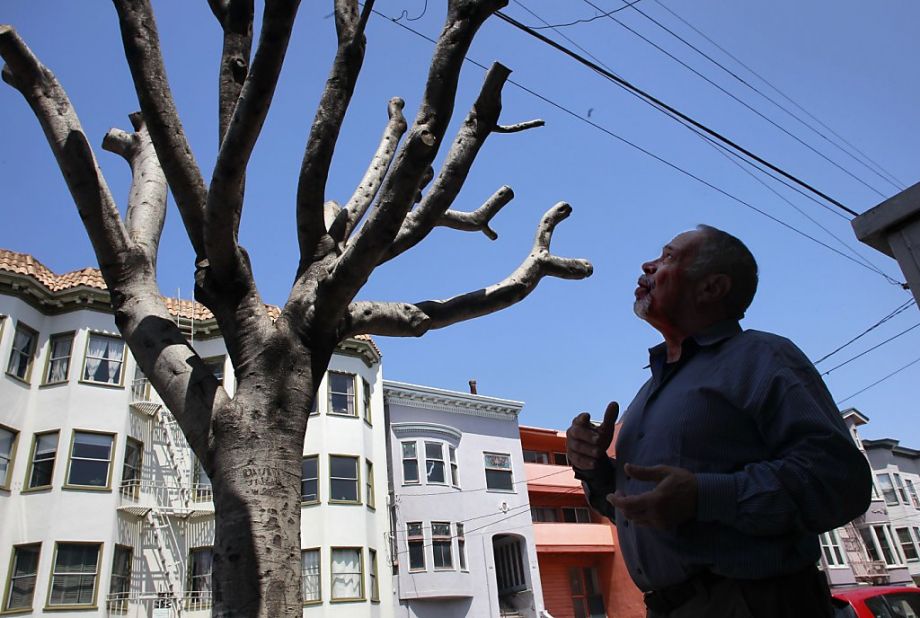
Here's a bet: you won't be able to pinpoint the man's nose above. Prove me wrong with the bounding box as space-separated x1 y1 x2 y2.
641 260 656 274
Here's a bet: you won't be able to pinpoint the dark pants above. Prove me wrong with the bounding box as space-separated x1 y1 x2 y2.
644 566 835 618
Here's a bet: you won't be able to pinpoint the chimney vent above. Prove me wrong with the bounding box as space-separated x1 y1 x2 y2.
468 380 478 395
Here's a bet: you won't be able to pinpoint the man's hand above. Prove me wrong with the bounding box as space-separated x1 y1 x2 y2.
608 463 698 529
566 401 619 471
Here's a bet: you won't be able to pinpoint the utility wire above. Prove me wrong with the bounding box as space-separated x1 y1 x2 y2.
372 8 899 284
648 0 907 192
492 10 860 218
822 322 920 377
604 0 901 195
530 0 644 29
836 354 920 406
575 0 889 199
814 299 916 365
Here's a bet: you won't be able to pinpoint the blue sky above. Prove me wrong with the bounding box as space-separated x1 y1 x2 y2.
2 1 918 444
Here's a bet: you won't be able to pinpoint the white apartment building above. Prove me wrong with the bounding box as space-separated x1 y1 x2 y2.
384 381 546 618
0 249 393 617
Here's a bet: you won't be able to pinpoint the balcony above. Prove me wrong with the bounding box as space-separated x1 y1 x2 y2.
525 463 582 494
533 522 615 553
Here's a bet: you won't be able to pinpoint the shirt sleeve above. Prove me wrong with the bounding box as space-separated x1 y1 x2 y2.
695 356 872 536
573 456 618 522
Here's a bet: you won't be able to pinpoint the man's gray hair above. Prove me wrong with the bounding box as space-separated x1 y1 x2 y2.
688 224 758 319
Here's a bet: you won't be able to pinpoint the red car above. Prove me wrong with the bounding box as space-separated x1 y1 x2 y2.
832 585 920 617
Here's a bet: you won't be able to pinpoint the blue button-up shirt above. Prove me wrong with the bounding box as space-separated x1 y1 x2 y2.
580 321 872 591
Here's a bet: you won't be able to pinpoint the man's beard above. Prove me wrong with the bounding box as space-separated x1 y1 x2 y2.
634 294 651 319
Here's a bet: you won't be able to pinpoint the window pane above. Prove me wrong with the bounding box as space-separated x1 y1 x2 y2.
403 460 419 483
330 456 357 478
30 432 58 488
46 334 73 383
107 546 132 612
408 543 425 571
369 549 379 601
7 325 36 379
301 549 320 602
120 439 142 497
402 442 417 458
68 432 113 487
5 544 39 611
0 427 15 486
330 456 358 501
331 548 363 600
486 469 514 491
484 453 511 469
329 373 355 415
83 334 124 384
49 544 100 606
302 457 318 502
366 461 375 508
553 452 569 466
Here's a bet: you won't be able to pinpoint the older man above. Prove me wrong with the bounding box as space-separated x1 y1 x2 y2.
568 225 871 618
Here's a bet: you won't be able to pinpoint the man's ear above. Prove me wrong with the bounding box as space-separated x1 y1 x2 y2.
697 273 731 305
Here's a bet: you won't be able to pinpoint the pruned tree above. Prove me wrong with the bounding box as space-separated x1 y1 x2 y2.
0 1 592 616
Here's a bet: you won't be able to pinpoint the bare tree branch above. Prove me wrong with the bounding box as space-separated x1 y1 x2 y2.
318 0 508 329
295 0 375 270
205 0 300 282
493 118 544 133
102 112 168 266
113 0 209 260
342 97 407 241
212 0 254 143
0 25 129 268
437 185 513 240
382 61 511 262
341 202 592 337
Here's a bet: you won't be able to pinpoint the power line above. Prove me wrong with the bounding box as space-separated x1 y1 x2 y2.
492 10 860 218
371 8 900 284
821 322 920 377
574 0 889 199
836 354 920 406
648 0 907 192
814 299 916 365
530 0 644 29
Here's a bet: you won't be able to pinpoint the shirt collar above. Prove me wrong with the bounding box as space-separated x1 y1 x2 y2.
647 319 742 364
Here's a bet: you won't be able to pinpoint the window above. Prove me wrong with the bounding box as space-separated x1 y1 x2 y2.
82 333 125 385
107 545 132 612
44 333 74 384
0 425 17 489
860 527 881 562
328 372 356 416
7 322 37 381
553 452 569 466
484 452 514 491
908 479 920 508
569 567 606 618
402 441 419 484
48 542 101 608
819 530 846 567
562 507 592 523
449 446 459 487
301 456 319 503
457 523 467 571
523 449 549 464
425 442 445 484
66 431 115 488
203 356 224 383
3 543 40 612
331 548 363 601
362 377 372 424
894 473 910 504
368 549 379 602
120 438 142 498
432 522 453 570
896 527 919 562
871 525 903 566
407 522 425 571
531 507 558 522
329 455 359 503
366 460 375 508
26 431 58 489
193 458 212 502
187 547 213 611
877 473 899 506
301 549 321 604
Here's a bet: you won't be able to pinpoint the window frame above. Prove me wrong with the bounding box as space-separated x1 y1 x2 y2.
107 544 133 613
119 437 143 499
819 530 847 567
877 472 900 506
186 546 213 611
42 331 75 386
407 522 425 572
431 521 454 571
483 451 515 492
424 441 446 485
201 355 226 385
522 449 550 464
366 459 375 509
327 371 357 417
330 547 365 603
457 523 468 572
6 321 38 384
896 527 920 563
362 377 372 426
2 542 41 613
401 441 419 485
23 430 59 491
449 445 459 487
562 506 592 523
64 430 116 491
301 455 320 505
45 541 102 610
368 548 379 603
907 478 920 509
192 457 212 503
80 332 126 387
301 548 322 606
871 524 905 566
328 454 360 505
0 424 19 490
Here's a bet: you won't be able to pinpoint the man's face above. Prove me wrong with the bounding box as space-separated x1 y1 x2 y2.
634 230 704 330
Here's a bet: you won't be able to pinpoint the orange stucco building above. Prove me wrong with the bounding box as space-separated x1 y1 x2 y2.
520 425 644 618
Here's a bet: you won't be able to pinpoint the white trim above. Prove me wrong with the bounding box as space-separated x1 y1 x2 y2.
384 381 522 419
391 422 463 441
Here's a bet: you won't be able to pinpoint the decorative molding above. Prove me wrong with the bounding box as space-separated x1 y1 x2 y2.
391 422 463 442
383 381 522 420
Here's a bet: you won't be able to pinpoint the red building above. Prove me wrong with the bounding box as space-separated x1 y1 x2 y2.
520 425 644 618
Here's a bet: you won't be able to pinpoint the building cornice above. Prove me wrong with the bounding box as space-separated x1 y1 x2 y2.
383 380 523 420
391 422 463 441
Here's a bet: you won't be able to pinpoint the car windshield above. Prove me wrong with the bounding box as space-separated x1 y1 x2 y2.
865 593 920 618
